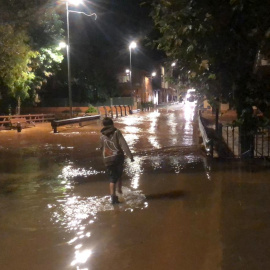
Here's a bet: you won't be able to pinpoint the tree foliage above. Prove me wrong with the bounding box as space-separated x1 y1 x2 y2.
73 45 119 103
0 25 38 102
0 0 64 112
29 11 65 97
149 0 270 116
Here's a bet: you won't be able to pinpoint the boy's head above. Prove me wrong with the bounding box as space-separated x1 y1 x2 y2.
102 117 114 126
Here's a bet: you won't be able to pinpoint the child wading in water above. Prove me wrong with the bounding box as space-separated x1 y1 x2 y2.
100 117 134 204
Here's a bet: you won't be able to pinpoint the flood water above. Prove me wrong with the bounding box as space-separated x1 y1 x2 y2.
1 103 270 270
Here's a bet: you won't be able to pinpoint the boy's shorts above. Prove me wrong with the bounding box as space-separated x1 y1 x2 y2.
106 162 124 183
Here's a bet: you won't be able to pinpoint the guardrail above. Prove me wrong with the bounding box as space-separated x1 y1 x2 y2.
51 115 100 133
0 114 55 130
198 110 213 157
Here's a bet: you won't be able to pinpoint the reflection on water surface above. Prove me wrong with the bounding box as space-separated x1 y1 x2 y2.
0 104 216 270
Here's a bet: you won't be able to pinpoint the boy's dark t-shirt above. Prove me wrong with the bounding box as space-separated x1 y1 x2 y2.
100 125 133 167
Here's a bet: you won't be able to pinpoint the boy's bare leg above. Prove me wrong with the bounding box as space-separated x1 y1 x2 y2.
117 178 122 194
110 183 116 196
110 182 120 204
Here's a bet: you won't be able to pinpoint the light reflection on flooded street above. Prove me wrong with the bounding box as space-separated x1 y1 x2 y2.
1 103 270 270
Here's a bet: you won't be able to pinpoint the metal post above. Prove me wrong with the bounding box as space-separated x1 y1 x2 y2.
109 106 113 118
261 132 264 157
119 105 123 117
255 132 258 157
129 47 132 96
226 126 229 145
232 127 235 154
267 128 270 157
103 106 107 117
114 106 118 118
128 105 132 114
17 122 22 133
66 2 73 118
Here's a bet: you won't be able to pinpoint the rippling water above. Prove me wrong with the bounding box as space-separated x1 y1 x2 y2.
1 104 269 270
0 104 205 270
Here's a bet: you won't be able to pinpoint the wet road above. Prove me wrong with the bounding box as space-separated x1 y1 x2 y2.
1 103 270 270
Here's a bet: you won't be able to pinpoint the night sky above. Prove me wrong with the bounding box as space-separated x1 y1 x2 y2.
69 0 162 72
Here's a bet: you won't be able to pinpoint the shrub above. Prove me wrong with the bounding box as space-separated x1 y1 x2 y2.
85 105 98 114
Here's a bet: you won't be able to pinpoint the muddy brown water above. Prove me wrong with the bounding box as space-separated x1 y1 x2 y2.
1 103 270 270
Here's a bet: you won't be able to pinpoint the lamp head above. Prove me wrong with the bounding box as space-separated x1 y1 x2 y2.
129 41 137 50
68 0 83 6
58 42 67 49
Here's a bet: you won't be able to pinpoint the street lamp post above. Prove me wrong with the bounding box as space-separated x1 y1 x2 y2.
129 41 137 97
151 72 157 106
65 0 97 118
66 1 72 118
171 62 179 102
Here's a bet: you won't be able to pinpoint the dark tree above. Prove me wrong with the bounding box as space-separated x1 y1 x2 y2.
149 0 270 154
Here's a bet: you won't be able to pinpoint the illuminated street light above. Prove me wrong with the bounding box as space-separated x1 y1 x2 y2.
151 72 157 105
129 41 137 50
58 41 67 49
69 0 83 5
171 61 179 103
65 0 97 118
129 41 137 97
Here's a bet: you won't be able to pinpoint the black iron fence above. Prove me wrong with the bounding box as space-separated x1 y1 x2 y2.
222 125 241 157
222 124 270 158
254 127 270 158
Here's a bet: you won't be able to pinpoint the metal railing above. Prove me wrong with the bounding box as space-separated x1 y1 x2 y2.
254 127 270 158
222 125 270 158
222 125 241 157
0 114 55 130
100 105 132 118
51 115 100 133
198 111 213 157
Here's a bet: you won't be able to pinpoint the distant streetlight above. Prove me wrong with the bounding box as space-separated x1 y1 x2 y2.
58 41 67 49
151 72 158 105
69 0 83 5
65 0 97 118
171 61 179 102
129 41 137 97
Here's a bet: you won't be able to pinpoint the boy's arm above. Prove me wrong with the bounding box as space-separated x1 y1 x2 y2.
117 130 134 161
